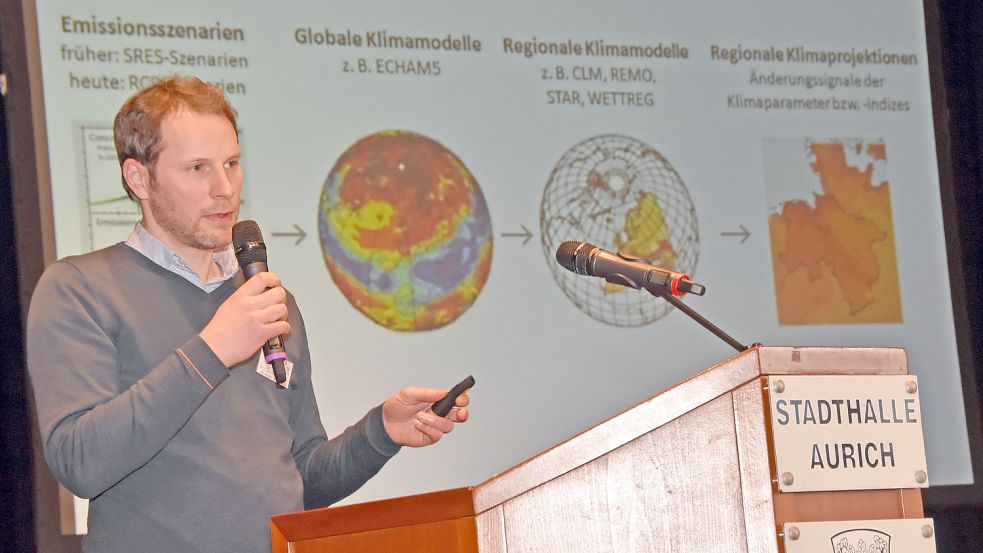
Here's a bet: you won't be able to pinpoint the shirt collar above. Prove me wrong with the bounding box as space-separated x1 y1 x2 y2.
125 223 238 292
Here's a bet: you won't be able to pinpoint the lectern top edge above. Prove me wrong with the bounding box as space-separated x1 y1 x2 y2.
756 346 908 376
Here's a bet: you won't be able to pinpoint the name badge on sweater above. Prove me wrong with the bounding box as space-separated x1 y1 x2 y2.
256 355 294 387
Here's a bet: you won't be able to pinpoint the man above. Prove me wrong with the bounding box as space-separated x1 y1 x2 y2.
27 76 468 553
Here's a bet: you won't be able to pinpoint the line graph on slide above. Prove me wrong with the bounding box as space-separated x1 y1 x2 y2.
77 124 140 251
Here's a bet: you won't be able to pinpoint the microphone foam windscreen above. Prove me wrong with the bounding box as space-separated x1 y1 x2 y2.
232 220 267 265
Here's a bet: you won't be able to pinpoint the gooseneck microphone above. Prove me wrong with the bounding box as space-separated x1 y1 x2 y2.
232 220 288 385
555 239 752 352
555 240 706 297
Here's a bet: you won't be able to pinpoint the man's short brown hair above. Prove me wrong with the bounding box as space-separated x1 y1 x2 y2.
113 76 238 200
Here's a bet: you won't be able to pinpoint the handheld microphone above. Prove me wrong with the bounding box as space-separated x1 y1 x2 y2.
555 240 706 297
232 220 288 385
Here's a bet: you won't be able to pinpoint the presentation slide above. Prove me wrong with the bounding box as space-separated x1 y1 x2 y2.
32 0 970 516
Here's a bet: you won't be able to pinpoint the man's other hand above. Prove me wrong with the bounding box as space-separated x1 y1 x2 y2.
382 387 469 447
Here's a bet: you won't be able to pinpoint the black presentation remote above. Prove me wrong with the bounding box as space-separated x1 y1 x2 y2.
431 375 475 417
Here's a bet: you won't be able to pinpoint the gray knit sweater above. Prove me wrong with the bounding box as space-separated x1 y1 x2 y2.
27 244 400 552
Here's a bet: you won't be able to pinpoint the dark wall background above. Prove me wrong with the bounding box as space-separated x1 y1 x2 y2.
0 69 37 553
1 1 980 551
923 0 983 548
0 1 37 548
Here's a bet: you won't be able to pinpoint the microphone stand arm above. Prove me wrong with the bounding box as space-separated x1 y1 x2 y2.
652 289 750 353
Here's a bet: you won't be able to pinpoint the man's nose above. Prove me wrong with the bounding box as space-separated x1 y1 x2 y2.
212 169 235 197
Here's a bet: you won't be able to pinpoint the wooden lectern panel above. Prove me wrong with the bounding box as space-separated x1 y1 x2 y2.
497 393 748 552
734 380 780 553
270 347 925 553
472 351 761 513
286 518 477 553
474 506 507 553
269 487 478 553
772 488 924 525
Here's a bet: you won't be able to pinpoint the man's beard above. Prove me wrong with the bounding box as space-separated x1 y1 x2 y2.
146 177 237 251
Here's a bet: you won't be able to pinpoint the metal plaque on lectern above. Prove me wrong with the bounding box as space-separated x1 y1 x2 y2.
783 518 936 553
767 375 929 492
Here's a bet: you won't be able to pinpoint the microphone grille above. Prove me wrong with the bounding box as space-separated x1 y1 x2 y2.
232 220 267 265
555 241 594 275
233 219 263 246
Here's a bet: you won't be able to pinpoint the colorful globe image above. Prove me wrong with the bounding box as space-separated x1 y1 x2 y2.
319 130 493 331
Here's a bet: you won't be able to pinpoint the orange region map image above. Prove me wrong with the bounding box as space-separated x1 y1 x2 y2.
764 138 902 325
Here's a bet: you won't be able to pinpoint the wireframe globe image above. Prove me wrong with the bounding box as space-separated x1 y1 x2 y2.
319 130 493 331
540 134 699 326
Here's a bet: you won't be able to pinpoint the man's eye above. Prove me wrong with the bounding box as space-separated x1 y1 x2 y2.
190 164 202 172
225 160 239 169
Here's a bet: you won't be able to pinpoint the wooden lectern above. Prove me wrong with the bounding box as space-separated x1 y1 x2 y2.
271 346 926 552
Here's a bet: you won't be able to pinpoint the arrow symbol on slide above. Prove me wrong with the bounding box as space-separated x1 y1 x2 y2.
721 224 750 244
272 224 308 245
501 225 533 245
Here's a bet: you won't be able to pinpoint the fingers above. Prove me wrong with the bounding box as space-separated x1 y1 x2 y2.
399 387 471 411
415 399 468 439
382 385 471 447
263 317 291 338
399 386 451 404
239 273 289 325
414 410 455 444
448 406 469 423
239 275 286 305
239 271 282 292
200 272 290 367
257 298 289 324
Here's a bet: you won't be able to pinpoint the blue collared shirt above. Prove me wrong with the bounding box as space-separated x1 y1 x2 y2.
125 224 238 293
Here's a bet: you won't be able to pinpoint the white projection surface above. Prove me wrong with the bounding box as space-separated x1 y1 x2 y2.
32 0 971 515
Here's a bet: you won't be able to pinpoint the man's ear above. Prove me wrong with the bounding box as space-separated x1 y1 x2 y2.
122 159 151 200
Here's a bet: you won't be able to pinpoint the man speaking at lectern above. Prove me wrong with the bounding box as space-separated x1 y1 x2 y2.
26 76 469 553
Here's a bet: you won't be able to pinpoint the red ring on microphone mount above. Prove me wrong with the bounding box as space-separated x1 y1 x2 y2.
671 273 690 297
